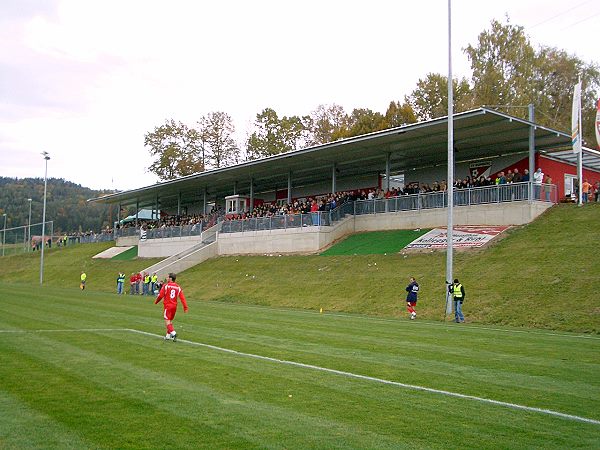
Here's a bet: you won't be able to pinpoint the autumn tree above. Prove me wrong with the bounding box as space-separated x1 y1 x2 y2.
246 108 308 160
145 119 203 180
383 101 417 128
406 73 474 121
465 19 536 109
465 19 600 143
197 112 240 169
305 104 348 146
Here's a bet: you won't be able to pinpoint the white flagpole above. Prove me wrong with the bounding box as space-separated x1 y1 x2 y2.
446 0 454 316
578 78 583 206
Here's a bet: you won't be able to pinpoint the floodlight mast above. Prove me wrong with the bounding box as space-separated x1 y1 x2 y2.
2 213 6 257
27 199 32 252
445 0 454 316
40 151 50 285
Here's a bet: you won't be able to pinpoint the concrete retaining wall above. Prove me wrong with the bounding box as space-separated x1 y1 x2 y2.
218 215 356 255
354 201 552 232
138 235 203 258
116 236 138 247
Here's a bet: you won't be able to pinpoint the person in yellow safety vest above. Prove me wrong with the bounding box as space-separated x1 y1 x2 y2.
143 272 151 295
80 271 87 290
151 272 158 294
449 278 465 323
116 272 125 295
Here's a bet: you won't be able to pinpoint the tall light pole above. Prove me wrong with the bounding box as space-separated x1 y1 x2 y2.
40 151 50 285
2 213 6 257
445 0 454 317
27 198 32 252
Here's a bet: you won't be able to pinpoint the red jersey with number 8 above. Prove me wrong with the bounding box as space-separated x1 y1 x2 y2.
155 282 188 312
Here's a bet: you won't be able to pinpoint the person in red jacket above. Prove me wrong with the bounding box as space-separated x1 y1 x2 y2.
154 273 188 341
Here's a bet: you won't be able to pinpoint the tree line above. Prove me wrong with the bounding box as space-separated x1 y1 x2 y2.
0 177 127 234
146 19 599 181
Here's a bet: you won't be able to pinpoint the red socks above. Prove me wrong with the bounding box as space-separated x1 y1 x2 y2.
167 324 174 334
407 306 415 314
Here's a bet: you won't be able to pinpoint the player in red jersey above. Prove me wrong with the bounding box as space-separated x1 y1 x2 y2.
154 273 188 341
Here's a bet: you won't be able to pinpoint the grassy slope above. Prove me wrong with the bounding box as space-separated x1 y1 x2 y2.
0 204 598 333
0 286 598 449
0 242 161 291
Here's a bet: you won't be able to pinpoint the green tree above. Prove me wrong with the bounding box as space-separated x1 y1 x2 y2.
197 112 240 169
144 119 204 180
246 108 308 160
406 73 473 121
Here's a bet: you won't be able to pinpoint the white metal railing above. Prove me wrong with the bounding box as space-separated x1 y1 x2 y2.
62 182 557 242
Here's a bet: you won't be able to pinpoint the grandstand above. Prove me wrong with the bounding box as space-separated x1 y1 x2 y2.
86 107 600 279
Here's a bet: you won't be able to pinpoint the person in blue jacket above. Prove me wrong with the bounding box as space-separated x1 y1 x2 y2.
405 276 419 320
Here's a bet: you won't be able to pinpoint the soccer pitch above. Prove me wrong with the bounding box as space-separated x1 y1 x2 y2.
0 283 598 449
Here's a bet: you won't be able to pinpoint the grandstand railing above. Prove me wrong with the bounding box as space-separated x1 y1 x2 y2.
94 182 557 240
220 201 355 234
354 182 556 215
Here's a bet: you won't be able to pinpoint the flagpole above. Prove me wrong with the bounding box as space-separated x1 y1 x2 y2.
578 77 583 206
446 0 454 317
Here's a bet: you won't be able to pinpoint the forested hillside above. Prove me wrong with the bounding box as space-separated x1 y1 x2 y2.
0 177 125 233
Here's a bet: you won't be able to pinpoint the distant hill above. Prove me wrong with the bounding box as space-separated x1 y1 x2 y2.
0 177 131 233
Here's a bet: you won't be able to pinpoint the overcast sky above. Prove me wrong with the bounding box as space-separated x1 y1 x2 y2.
1 0 598 191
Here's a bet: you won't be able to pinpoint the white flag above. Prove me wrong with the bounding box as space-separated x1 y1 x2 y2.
596 98 600 149
572 81 582 154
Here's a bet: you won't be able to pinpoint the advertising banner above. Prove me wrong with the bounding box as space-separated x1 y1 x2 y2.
404 226 509 249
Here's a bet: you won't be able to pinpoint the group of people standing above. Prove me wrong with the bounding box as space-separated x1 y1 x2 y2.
117 271 160 295
404 277 466 323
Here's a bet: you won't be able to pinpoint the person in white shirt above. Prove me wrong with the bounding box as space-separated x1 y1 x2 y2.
533 168 544 199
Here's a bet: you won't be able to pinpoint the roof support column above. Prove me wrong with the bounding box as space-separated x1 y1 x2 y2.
203 188 207 216
528 104 535 202
233 181 237 195
177 192 181 216
385 153 391 192
135 199 139 228
332 163 337 194
249 178 254 213
155 195 159 221
287 171 292 204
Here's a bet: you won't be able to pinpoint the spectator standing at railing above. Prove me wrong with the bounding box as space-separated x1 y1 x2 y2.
544 175 553 201
506 170 514 183
582 179 592 203
594 181 600 202
533 168 544 199
512 168 522 183
522 169 530 182
405 276 419 320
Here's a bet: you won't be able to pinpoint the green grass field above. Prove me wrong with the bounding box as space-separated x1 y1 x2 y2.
320 229 430 255
0 284 598 449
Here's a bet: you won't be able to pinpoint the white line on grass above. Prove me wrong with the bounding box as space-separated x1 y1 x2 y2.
126 328 600 426
0 328 124 333
4 327 598 425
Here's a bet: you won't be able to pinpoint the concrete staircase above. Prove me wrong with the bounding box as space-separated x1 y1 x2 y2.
141 223 220 281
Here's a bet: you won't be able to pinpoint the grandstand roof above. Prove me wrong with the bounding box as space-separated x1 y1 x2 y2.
89 107 580 209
